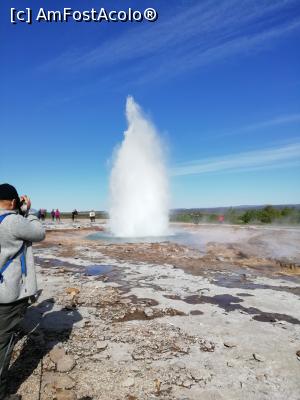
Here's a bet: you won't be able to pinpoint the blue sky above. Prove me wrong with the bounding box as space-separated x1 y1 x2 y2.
1 0 300 211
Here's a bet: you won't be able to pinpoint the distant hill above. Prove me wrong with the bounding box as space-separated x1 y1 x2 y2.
170 204 300 214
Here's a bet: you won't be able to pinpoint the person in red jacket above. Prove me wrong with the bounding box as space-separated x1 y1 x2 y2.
55 209 60 222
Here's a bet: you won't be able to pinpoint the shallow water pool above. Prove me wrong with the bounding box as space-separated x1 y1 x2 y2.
87 230 206 250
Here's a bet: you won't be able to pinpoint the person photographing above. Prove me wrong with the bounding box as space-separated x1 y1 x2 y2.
0 183 45 400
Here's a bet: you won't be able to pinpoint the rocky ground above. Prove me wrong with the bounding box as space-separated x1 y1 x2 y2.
9 221 300 400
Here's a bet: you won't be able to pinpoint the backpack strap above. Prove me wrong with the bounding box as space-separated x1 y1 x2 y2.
0 213 27 284
0 213 14 223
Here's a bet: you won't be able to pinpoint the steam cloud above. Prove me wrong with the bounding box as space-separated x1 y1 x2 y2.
109 96 169 237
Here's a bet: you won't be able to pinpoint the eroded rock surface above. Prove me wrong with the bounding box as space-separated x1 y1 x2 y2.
8 222 300 400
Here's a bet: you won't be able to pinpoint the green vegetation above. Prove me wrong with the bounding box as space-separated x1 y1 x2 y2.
40 206 300 225
240 206 300 225
170 205 300 225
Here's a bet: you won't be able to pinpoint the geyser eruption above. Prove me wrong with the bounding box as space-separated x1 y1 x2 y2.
109 96 169 237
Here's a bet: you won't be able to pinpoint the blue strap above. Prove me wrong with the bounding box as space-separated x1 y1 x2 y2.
0 213 14 223
0 213 27 284
20 245 27 276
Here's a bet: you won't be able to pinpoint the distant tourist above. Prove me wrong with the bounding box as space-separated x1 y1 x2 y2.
218 215 225 223
89 210 96 223
55 208 61 222
37 208 42 220
72 209 78 222
40 208 46 221
51 209 55 222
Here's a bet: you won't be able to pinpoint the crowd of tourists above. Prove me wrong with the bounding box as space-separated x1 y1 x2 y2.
37 208 97 223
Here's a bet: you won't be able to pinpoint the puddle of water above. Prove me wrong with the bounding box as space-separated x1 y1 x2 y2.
35 257 81 270
36 257 115 278
184 294 243 307
164 294 182 301
87 230 206 251
236 292 254 297
213 273 300 296
85 264 113 276
181 293 300 325
190 310 204 315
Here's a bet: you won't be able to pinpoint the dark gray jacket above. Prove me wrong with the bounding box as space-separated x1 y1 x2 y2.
0 209 45 303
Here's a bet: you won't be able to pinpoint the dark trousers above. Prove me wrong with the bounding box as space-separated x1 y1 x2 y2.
0 299 29 399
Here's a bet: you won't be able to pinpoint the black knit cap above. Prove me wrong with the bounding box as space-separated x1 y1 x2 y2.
0 183 19 202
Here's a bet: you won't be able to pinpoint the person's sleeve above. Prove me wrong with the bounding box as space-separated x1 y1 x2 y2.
11 214 46 242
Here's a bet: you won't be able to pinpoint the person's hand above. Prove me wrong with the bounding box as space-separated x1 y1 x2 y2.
20 195 31 212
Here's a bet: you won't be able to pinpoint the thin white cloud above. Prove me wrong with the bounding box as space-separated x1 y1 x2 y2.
172 142 300 176
41 0 300 84
242 113 300 131
132 18 300 85
212 113 300 139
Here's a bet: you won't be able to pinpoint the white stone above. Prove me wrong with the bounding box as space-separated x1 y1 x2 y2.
122 377 135 387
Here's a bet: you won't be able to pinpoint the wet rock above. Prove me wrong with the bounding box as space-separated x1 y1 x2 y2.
56 355 76 372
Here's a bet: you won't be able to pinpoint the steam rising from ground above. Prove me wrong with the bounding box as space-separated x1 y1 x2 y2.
109 96 169 237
